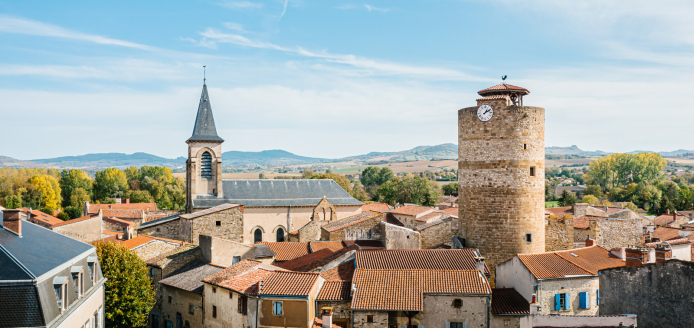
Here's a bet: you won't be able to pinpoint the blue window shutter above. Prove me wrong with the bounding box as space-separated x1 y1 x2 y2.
555 294 561 311
586 291 590 308
597 289 600 306
579 292 586 309
564 293 571 310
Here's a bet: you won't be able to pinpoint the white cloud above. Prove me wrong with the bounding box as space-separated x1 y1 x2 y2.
222 22 245 32
0 59 190 80
364 4 388 12
0 15 155 50
279 0 289 20
218 1 264 9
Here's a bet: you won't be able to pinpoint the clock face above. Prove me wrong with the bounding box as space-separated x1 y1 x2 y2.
477 105 493 121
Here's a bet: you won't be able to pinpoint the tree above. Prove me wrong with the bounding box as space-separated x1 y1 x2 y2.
361 167 395 188
56 212 70 221
581 195 599 205
29 175 62 211
123 190 155 203
94 241 155 328
94 168 128 201
557 190 576 207
313 173 352 193
70 188 91 208
374 174 440 206
587 153 666 188
60 169 93 208
64 206 83 219
350 181 370 202
259 173 266 179
4 194 21 209
301 169 315 179
442 182 458 196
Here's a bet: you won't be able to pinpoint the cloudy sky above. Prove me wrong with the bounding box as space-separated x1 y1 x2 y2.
1 0 693 160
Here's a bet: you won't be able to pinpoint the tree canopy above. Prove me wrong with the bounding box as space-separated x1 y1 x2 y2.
360 166 395 188
374 174 440 206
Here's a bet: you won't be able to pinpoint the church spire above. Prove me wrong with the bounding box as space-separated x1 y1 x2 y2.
187 82 224 143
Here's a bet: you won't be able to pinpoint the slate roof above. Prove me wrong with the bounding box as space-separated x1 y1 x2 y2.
351 269 491 311
322 211 382 232
254 244 276 258
260 242 311 262
0 221 93 279
259 271 320 296
317 281 351 301
0 285 44 327
188 82 224 142
159 259 223 294
193 180 363 208
491 288 530 315
356 249 490 274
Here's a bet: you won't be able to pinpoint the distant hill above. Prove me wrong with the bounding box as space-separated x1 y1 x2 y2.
545 145 607 156
222 150 329 166
29 152 185 168
0 156 41 168
385 143 457 162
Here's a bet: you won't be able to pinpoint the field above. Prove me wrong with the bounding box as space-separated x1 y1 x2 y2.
544 158 595 168
545 201 560 208
173 172 301 179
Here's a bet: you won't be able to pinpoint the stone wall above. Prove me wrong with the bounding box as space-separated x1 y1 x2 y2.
199 234 256 266
139 218 182 241
298 220 329 242
417 217 459 249
52 215 102 243
490 315 523 328
352 311 388 328
189 207 244 244
599 260 694 328
155 285 203 328
323 214 385 241
133 241 180 262
545 216 574 251
536 276 599 316
592 219 642 250
316 301 351 326
421 295 488 328
458 104 546 286
380 222 420 249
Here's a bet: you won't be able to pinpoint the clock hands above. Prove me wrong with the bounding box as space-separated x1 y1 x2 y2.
483 108 491 115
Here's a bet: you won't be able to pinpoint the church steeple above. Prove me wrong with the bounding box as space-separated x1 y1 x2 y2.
188 83 224 143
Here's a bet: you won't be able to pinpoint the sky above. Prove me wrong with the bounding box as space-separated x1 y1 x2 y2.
1 0 694 160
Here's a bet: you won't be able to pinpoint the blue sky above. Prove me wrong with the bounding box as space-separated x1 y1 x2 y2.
1 1 693 160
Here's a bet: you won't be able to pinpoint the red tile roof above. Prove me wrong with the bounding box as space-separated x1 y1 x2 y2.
415 211 444 222
439 207 459 218
120 236 154 249
203 260 272 295
312 317 342 328
654 213 679 226
88 203 157 213
103 217 134 227
554 246 625 274
320 261 355 281
322 211 382 232
311 241 346 252
573 215 607 229
275 249 334 271
49 214 98 228
101 209 144 219
478 83 529 95
361 203 390 212
491 288 530 315
517 246 624 279
351 269 490 311
260 242 311 262
21 209 63 226
389 205 434 216
652 227 680 242
476 95 510 101
317 281 351 301
545 206 571 215
356 249 490 274
259 271 320 296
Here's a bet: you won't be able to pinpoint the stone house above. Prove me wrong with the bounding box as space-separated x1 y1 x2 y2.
137 203 244 245
495 245 625 316
388 205 436 229
415 215 458 249
490 288 529 328
316 261 355 328
295 198 341 242
599 259 693 328
199 234 276 266
0 213 105 328
257 271 325 328
320 211 384 241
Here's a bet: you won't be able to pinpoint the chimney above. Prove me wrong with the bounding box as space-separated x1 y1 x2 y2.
529 294 540 315
585 235 595 247
474 255 486 272
625 246 649 267
84 201 90 217
125 198 130 204
2 209 25 236
573 203 589 217
666 209 670 215
321 307 333 328
655 245 672 264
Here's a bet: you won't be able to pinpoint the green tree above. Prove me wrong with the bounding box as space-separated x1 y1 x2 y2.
259 173 266 179
4 194 21 209
350 181 370 202
442 182 458 196
374 174 440 206
557 190 576 207
56 212 70 221
29 174 62 211
64 206 83 219
94 168 129 201
94 241 155 328
69 187 91 208
301 169 315 179
59 169 93 208
581 195 599 205
123 190 155 203
361 166 395 188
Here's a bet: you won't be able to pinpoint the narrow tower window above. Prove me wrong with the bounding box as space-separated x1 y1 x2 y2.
276 228 285 242
525 233 532 244
530 166 536 177
254 229 263 244
201 152 212 178
524 143 527 150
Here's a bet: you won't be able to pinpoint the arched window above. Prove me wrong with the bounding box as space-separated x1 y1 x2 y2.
276 228 285 242
254 229 263 244
201 152 212 179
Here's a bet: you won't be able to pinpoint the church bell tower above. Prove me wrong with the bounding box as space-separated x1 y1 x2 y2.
458 83 545 284
186 81 224 213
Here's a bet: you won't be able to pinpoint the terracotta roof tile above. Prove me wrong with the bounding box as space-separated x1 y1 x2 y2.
203 259 261 284
120 236 154 249
260 242 311 262
88 203 157 213
103 217 134 227
414 211 444 222
275 249 334 271
20 209 63 226
361 203 390 212
518 246 624 279
389 205 434 216
652 227 680 242
572 215 607 229
259 271 320 296
320 261 355 281
102 209 144 219
322 211 382 232
554 246 625 274
545 206 571 215
654 213 680 226
203 260 274 295
310 241 346 252
478 83 529 95
317 281 351 301
352 269 490 311
491 288 530 315
312 317 342 328
440 207 459 218
476 95 510 101
356 249 490 274
49 214 98 228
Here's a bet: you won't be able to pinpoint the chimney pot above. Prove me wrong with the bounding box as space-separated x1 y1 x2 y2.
474 255 486 272
321 307 333 328
667 209 671 215
2 209 24 236
585 236 595 247
126 198 130 204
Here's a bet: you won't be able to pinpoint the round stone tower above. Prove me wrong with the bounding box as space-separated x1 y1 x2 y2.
458 83 545 284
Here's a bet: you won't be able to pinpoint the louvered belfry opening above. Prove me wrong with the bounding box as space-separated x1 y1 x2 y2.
201 151 213 179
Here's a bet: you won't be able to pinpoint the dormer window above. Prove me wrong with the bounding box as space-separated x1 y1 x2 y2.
88 256 99 284
53 277 67 312
72 266 84 298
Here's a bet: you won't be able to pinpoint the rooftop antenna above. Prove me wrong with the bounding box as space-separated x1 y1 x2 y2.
203 65 206 84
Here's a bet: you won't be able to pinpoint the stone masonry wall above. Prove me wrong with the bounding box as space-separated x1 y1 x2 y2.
417 218 459 249
316 301 351 324
52 216 102 243
324 215 385 241
599 260 694 328
458 104 545 285
190 207 243 244
536 276 599 316
353 311 388 328
545 216 574 251
381 222 420 249
138 219 182 241
592 219 642 250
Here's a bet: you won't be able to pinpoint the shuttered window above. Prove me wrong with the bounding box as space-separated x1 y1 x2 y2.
555 293 571 311
201 152 212 178
597 289 600 306
579 291 590 309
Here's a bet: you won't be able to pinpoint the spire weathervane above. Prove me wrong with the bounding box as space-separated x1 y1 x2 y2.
203 65 207 84
502 75 507 83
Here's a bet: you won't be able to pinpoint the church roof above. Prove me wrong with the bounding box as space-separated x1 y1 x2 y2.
192 179 364 208
188 83 224 143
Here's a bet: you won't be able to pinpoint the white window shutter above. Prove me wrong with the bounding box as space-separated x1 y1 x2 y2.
444 322 449 328
463 323 469 328
402 325 407 328
418 325 423 328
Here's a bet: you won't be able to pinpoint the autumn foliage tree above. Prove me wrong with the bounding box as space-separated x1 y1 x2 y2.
94 168 129 201
28 174 62 212
94 241 155 328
